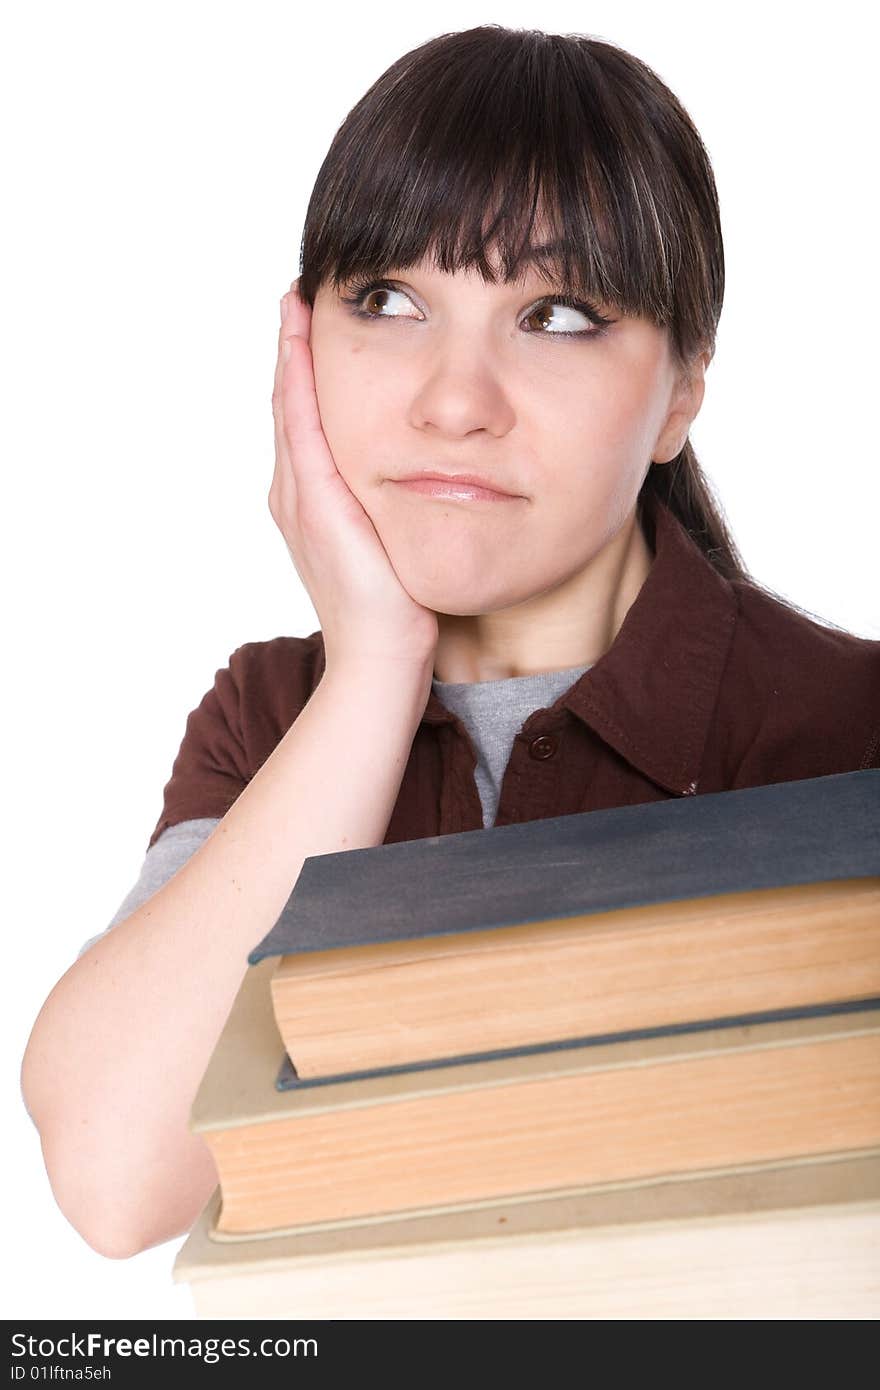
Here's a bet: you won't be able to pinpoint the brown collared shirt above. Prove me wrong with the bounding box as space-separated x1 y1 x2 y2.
146 493 880 853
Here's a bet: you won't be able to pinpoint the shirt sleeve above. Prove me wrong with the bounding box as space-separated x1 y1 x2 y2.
145 645 253 852
75 817 219 961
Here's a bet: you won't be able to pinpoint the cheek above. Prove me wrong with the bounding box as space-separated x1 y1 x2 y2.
312 346 393 480
567 360 658 449
533 374 655 500
516 382 659 556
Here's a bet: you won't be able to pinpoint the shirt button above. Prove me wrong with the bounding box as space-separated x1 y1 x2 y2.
528 734 558 760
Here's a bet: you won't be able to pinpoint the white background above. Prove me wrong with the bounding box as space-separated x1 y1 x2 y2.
4 0 877 1321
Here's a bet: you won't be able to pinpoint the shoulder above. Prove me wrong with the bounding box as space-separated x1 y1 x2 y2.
225 630 326 708
719 579 880 775
728 579 880 687
219 630 327 757
146 631 327 850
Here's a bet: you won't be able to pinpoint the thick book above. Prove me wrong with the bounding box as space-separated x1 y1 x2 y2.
247 771 880 1078
191 960 880 1238
173 1154 880 1319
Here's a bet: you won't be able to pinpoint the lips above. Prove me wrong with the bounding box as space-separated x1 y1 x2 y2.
392 472 521 501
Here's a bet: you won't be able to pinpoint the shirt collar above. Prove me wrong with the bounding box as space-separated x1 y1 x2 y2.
422 491 738 796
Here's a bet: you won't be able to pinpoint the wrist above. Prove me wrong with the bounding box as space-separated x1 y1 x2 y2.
319 651 435 707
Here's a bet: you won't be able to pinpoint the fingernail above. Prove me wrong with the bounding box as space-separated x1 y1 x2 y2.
280 294 290 323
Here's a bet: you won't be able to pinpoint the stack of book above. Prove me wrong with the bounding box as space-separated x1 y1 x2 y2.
173 770 880 1319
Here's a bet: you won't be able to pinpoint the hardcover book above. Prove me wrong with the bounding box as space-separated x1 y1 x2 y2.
191 959 880 1237
247 772 880 1077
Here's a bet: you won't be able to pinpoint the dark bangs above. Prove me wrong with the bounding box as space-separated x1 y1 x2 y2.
297 25 724 369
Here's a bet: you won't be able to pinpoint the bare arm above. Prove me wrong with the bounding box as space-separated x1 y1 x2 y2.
20 656 433 1258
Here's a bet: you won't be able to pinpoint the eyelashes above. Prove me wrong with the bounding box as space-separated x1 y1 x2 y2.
337 275 616 340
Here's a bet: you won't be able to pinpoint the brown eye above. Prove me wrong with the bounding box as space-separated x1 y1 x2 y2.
340 280 422 320
362 288 394 315
523 300 601 336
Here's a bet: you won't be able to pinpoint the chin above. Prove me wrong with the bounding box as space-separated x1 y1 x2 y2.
389 557 545 617
374 512 572 614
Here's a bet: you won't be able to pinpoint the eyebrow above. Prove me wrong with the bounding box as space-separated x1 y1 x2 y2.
521 241 568 260
512 241 578 283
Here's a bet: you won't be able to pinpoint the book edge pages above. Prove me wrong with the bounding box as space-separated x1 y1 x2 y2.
172 1149 880 1281
191 960 880 1130
270 878 880 976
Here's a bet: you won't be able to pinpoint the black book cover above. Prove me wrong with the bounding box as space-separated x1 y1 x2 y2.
248 770 880 965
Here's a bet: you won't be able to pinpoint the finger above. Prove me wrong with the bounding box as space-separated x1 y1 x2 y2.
272 302 285 418
271 276 310 427
271 285 302 517
278 314 344 496
283 276 310 342
272 363 298 517
272 277 345 530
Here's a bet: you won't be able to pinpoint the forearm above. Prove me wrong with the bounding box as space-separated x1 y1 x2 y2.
21 658 433 1257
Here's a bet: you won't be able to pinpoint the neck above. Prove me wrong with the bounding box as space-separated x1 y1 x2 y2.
432 507 654 684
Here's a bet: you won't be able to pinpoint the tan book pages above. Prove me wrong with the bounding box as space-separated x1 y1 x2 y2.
206 1029 880 1232
192 959 880 1130
269 878 880 1077
191 963 880 1234
176 1151 880 1261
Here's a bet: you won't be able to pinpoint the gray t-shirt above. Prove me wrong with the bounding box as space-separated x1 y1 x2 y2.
430 662 592 828
76 662 591 960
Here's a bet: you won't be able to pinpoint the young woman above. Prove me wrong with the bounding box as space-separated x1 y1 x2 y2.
21 24 879 1259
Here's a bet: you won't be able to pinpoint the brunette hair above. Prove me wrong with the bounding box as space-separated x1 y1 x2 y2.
294 25 803 601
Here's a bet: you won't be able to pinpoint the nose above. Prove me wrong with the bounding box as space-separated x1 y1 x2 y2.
407 344 516 440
